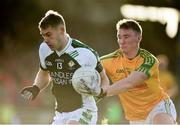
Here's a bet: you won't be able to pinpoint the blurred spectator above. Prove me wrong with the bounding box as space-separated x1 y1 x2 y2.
0 65 17 104
0 103 21 124
157 54 178 98
104 97 123 124
98 96 127 124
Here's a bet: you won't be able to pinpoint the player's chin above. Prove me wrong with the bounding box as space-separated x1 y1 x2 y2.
121 46 127 51
121 48 129 54
49 46 55 51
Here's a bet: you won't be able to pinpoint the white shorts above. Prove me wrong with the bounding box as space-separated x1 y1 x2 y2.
130 98 177 124
52 108 97 124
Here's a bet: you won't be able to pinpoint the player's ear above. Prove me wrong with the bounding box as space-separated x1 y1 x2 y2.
57 24 65 34
59 24 65 33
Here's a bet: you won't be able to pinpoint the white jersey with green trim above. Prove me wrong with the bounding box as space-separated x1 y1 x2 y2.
38 35 102 112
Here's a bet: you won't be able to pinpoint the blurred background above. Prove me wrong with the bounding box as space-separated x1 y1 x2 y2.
0 0 180 124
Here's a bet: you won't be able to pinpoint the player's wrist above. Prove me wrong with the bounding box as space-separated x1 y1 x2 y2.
29 85 40 100
98 88 107 98
30 85 40 100
32 85 40 93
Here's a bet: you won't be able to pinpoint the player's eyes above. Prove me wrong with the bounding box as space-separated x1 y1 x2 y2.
122 35 129 39
41 33 51 38
46 34 51 37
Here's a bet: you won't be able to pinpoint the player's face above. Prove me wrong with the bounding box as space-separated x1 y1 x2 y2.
40 25 64 51
117 28 141 54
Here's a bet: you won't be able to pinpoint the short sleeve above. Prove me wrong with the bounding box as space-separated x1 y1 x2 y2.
39 42 53 70
72 48 103 73
136 56 157 78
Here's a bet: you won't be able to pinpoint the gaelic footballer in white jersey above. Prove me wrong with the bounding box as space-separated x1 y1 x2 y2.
39 35 103 124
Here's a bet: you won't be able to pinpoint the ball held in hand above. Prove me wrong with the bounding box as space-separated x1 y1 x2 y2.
72 66 101 96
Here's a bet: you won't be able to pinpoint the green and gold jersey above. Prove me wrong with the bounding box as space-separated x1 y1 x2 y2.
101 48 168 120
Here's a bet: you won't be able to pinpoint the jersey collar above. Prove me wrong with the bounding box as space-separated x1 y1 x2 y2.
122 48 140 62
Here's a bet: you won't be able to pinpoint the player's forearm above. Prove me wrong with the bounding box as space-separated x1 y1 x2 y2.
100 69 110 90
106 71 147 96
106 78 133 96
33 69 50 90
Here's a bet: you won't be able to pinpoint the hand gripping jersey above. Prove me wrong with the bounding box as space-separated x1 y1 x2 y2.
39 36 103 112
101 48 168 121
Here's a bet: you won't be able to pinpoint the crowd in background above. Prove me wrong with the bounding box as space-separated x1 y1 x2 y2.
0 0 180 124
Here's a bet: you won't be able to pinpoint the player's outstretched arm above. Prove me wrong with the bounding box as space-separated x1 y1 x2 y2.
106 71 148 96
20 68 50 101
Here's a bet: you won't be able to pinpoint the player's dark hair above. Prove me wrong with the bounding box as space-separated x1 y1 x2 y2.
116 19 142 36
38 10 65 29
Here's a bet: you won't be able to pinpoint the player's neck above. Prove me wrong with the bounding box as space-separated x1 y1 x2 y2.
124 48 139 59
57 34 69 51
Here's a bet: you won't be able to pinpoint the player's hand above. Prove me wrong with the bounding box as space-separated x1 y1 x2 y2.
20 85 40 101
97 88 107 98
95 88 107 103
77 80 101 96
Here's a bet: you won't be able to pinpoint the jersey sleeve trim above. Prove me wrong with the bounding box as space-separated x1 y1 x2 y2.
95 61 103 73
136 50 156 78
71 39 103 73
39 63 48 71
